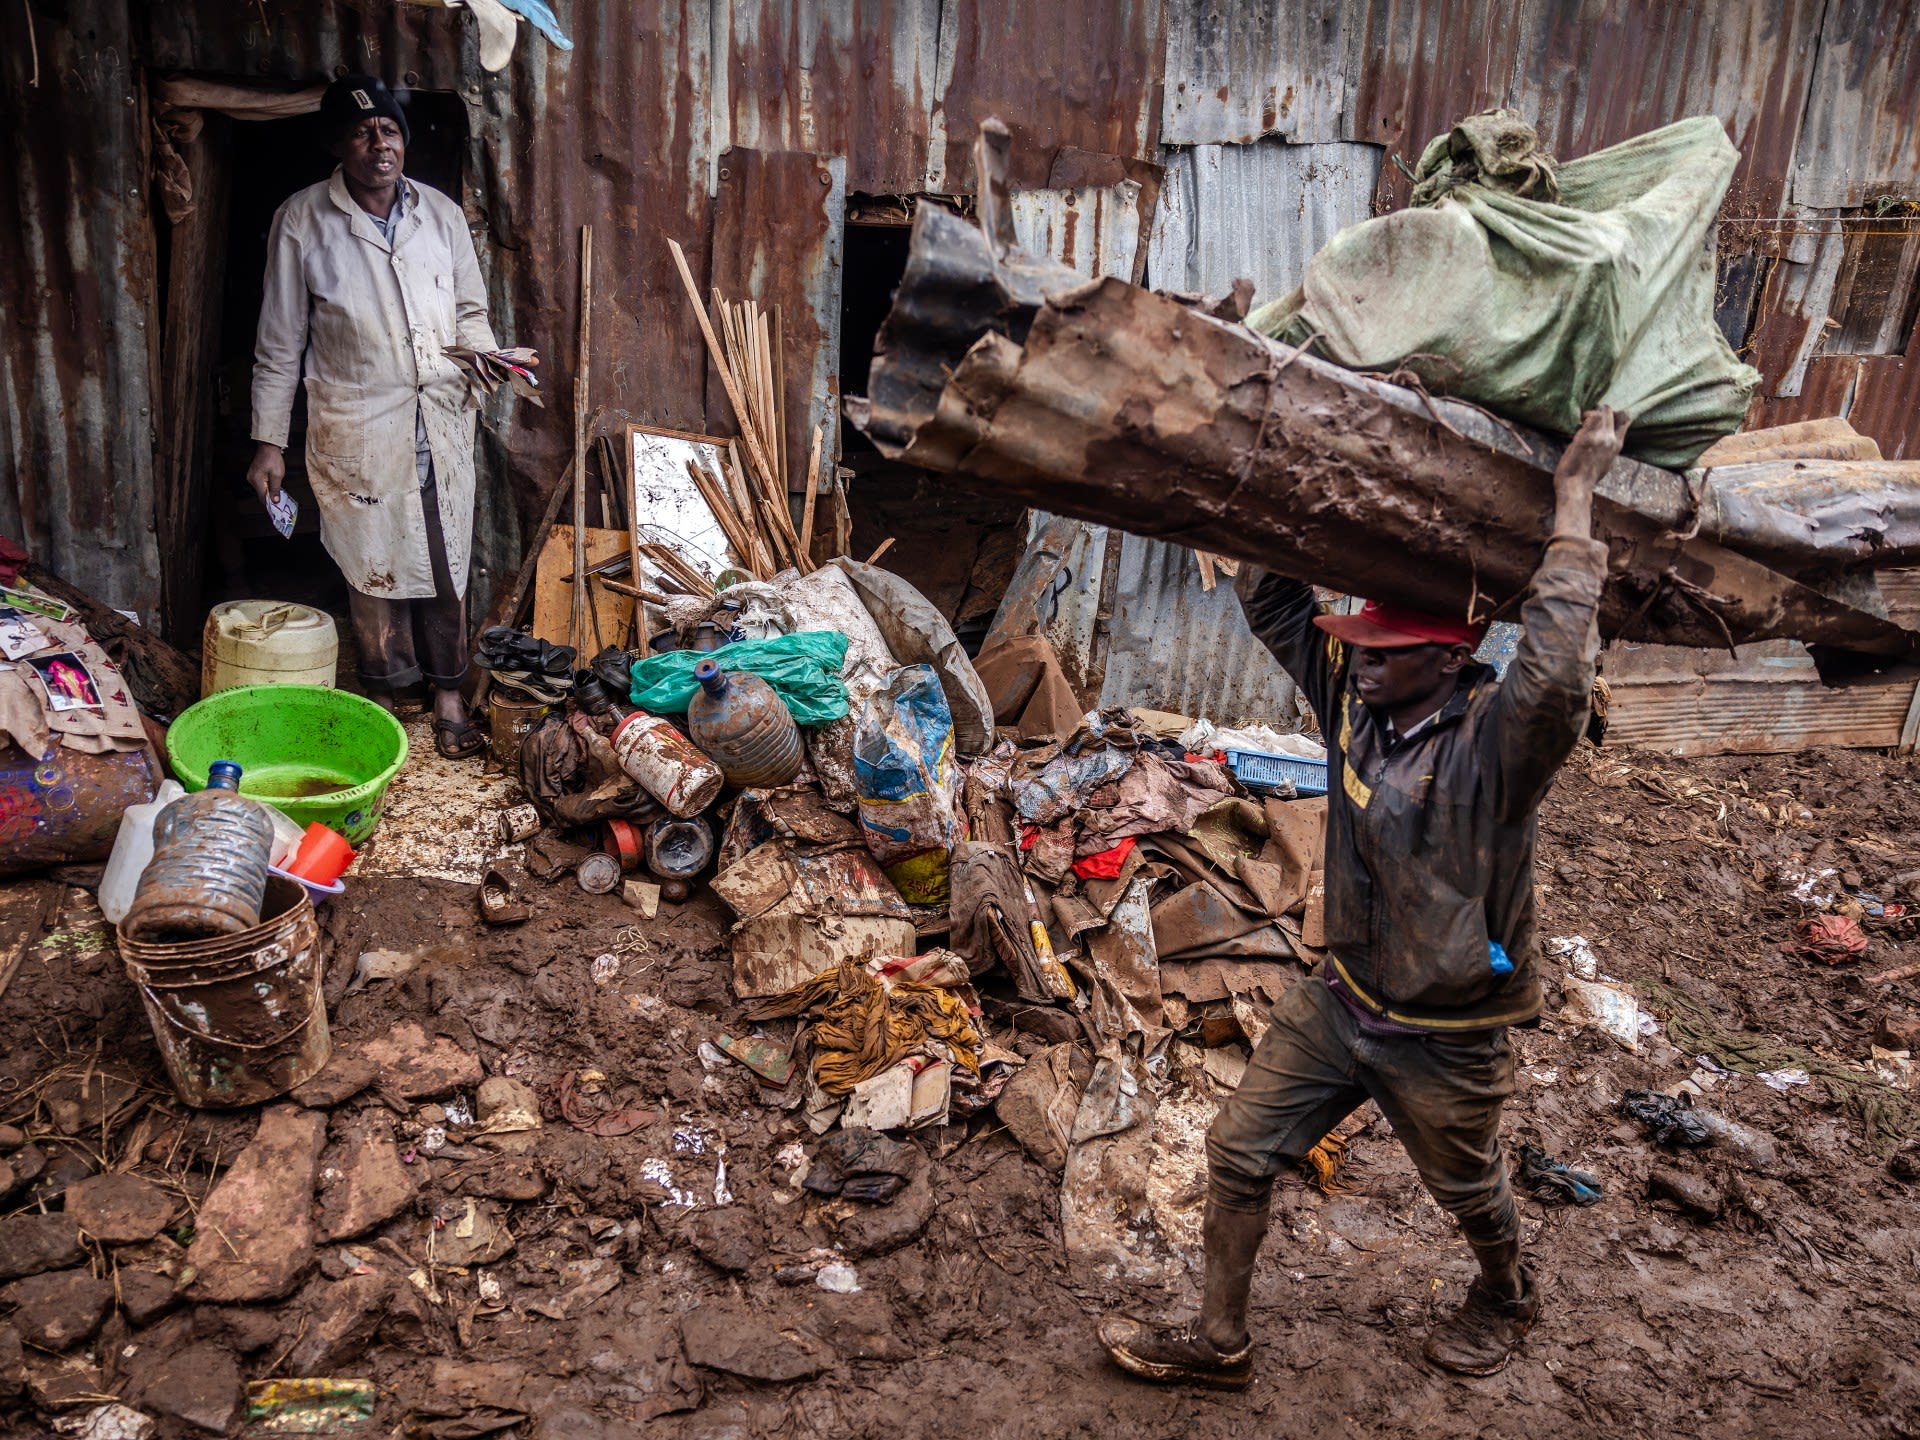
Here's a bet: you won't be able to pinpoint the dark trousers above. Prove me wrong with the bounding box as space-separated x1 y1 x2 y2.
345 457 468 691
1206 974 1520 1250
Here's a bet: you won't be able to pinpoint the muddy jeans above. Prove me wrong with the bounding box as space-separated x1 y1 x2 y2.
345 454 468 691
1206 974 1519 1249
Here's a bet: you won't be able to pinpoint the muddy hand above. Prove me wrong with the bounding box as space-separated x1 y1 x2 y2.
247 442 286 504
1552 407 1628 541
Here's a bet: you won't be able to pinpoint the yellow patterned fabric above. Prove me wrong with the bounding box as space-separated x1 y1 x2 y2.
750 959 981 1095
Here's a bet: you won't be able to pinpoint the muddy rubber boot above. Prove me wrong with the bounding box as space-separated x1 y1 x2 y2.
1098 1203 1264 1389
1422 1266 1541 1377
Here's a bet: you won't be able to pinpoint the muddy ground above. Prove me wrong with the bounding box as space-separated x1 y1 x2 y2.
3 744 1919 1440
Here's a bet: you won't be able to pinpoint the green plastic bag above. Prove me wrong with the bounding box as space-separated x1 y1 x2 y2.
628 632 851 725
1249 113 1760 468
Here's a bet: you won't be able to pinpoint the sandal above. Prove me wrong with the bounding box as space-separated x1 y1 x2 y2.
478 862 533 926
433 716 488 761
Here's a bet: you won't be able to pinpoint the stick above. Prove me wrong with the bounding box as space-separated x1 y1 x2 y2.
624 431 647 661
572 226 594 655
670 239 783 500
685 457 762 575
865 537 896 565
591 577 674 605
798 419 826 572
1867 958 1920 985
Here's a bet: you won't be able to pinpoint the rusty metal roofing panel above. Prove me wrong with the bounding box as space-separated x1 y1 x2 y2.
0 0 163 617
1095 530 1301 727
1161 0 1350 146
1147 138 1382 301
1789 0 1920 208
1349 0 1824 216
714 0 942 195
1009 180 1147 281
926 1 1165 192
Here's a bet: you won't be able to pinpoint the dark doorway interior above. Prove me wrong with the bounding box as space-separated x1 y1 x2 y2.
837 209 1025 654
199 92 469 629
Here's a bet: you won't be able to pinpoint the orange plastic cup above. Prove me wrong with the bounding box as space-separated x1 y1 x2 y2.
285 822 357 885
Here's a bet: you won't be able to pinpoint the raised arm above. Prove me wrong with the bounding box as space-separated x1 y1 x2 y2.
1486 407 1627 818
1236 567 1344 736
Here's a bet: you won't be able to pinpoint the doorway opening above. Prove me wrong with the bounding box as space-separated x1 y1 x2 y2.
837 200 1026 654
182 89 469 650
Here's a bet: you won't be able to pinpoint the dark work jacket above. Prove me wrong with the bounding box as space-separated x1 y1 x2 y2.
1238 537 1608 1031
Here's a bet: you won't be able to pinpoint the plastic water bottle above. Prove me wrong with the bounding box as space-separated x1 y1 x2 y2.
686 659 803 788
98 780 186 925
122 761 276 943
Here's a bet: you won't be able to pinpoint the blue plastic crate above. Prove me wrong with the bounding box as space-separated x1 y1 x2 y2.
1225 748 1329 798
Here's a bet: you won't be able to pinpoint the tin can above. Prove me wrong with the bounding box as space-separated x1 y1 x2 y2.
499 803 542 843
610 713 725 817
577 852 623 895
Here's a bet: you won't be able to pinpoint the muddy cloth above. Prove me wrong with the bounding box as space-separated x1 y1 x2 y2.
950 841 1060 1002
803 1127 917 1202
517 713 585 809
971 633 1084 741
1207 974 1517 1254
1237 535 1606 1032
1514 1144 1603 1206
346 457 469 689
749 959 981 1096
1619 1090 1712 1146
1075 752 1236 852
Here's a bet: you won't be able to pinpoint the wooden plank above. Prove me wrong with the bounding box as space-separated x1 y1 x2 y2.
531 526 634 651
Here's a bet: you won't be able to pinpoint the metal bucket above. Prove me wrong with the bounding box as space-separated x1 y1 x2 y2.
117 876 331 1108
487 690 553 770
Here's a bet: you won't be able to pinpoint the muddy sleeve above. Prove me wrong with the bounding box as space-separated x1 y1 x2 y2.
250 203 308 450
451 213 500 353
1486 536 1608 819
1236 568 1341 731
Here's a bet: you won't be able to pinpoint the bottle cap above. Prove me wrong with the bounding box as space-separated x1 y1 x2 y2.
207 760 245 789
693 658 726 696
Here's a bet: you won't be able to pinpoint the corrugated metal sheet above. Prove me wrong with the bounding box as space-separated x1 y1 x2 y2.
0 0 163 618
926 2 1164 192
1146 137 1382 301
1161 0 1350 147
1009 180 1145 281
1789 0 1920 208
1095 532 1304 725
1602 640 1918 754
1080 137 1385 725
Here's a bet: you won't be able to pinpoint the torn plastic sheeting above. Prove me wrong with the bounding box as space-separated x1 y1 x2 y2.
852 203 1920 662
627 632 851 725
831 558 995 756
854 664 964 906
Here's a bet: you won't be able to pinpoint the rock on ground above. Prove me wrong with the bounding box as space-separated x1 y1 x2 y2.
7 1269 115 1350
131 1341 239 1434
64 1173 176 1245
353 1021 483 1100
184 1105 327 1303
315 1115 417 1243
0 1213 82 1280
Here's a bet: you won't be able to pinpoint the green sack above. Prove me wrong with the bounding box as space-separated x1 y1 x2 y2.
628 631 851 725
1248 112 1760 469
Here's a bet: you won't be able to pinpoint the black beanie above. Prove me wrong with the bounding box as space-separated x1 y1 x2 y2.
320 74 410 147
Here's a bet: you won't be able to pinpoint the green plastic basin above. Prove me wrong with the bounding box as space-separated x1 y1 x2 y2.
167 685 409 845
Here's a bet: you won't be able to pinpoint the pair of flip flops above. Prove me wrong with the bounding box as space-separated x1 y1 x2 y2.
474 627 576 705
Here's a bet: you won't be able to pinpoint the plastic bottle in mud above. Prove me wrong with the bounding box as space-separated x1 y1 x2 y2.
686 659 803 788
122 761 276 943
611 712 725 816
646 815 715 883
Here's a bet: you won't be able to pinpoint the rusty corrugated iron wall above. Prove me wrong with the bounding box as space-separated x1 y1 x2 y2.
0 0 163 617
5 0 1920 632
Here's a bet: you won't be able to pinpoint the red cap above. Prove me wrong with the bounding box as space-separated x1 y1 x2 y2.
1313 599 1486 650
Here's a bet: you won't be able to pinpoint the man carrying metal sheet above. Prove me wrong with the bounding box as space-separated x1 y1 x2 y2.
247 74 531 759
1100 407 1629 1384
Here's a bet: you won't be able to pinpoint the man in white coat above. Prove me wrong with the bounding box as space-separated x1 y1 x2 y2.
247 74 529 758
